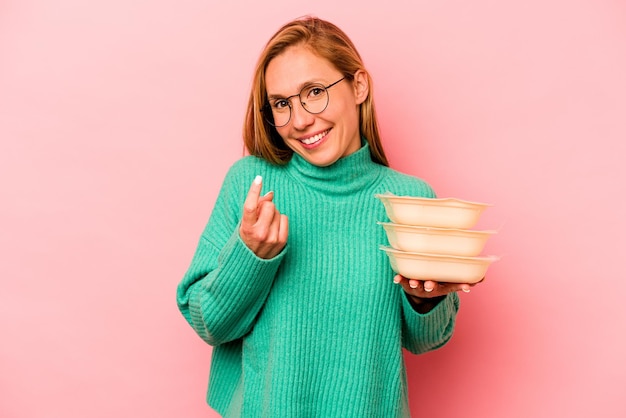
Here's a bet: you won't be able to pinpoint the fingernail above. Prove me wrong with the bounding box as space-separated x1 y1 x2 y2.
409 281 417 289
393 276 401 284
263 191 273 197
254 175 262 185
424 287 433 292
462 288 471 293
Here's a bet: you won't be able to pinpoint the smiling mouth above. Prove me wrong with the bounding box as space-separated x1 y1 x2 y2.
300 129 330 145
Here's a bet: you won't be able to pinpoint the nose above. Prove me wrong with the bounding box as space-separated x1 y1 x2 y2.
290 101 315 130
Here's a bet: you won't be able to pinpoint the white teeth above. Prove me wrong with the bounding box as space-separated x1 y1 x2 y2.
301 130 328 145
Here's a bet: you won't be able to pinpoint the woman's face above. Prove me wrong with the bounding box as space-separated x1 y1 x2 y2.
265 45 368 167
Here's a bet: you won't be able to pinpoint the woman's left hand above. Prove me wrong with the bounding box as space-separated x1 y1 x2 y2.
393 275 475 299
394 275 481 313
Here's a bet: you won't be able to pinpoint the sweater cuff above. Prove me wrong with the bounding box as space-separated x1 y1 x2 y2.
188 230 287 339
402 290 459 330
209 229 286 304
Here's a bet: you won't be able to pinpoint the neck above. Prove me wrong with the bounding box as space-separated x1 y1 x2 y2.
285 142 382 196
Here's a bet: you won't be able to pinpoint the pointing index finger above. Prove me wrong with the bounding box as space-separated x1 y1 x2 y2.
242 175 263 224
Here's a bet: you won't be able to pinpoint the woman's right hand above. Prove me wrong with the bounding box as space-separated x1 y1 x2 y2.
239 175 289 259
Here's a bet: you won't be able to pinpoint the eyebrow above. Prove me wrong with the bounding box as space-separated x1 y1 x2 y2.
266 79 324 100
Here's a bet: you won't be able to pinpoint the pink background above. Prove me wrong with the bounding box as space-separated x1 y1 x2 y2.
1 0 625 417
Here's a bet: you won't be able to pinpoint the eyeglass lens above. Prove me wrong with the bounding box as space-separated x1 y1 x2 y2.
264 84 330 127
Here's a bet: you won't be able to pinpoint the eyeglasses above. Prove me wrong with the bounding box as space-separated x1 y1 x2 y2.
262 77 346 127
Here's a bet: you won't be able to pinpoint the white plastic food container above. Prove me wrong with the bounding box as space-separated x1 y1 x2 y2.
375 194 490 229
378 222 496 257
380 246 499 284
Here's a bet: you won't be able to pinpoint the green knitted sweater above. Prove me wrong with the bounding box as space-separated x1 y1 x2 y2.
177 143 460 417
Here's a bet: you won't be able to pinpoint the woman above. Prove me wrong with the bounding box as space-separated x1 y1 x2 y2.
177 16 473 417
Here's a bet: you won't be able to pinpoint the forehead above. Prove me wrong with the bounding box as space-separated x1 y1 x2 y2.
265 46 339 95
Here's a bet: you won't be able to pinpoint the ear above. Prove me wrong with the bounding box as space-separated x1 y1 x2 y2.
352 69 369 105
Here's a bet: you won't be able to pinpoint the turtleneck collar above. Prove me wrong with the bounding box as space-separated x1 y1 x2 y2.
284 141 383 196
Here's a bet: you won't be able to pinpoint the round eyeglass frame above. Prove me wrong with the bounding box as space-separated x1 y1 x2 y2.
262 77 346 128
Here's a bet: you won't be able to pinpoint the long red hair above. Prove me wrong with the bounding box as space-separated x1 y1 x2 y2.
242 16 389 166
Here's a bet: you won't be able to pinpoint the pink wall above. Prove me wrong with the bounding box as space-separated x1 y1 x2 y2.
1 1 625 417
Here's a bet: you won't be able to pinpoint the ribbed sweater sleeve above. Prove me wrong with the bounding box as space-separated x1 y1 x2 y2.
176 161 286 346
401 292 460 354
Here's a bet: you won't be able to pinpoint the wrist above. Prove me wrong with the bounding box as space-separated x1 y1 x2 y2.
407 293 446 313
409 293 445 304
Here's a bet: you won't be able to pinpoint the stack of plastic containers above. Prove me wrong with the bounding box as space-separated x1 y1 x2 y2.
376 193 499 284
